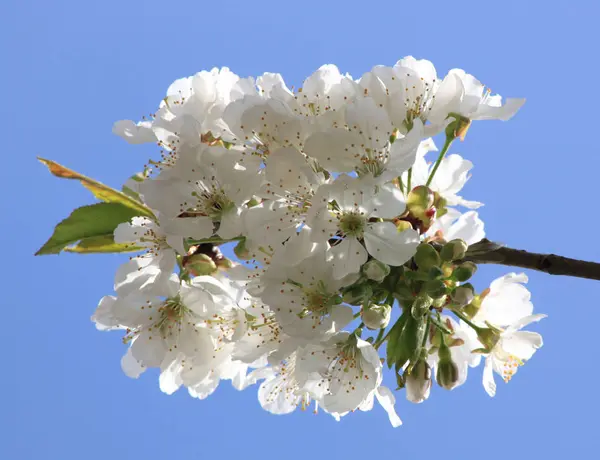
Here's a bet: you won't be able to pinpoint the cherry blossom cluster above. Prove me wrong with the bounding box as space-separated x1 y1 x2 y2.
95 57 545 426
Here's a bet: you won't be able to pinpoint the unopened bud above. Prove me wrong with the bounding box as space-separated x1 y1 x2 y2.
407 186 435 215
362 259 391 282
446 113 472 141
362 304 392 330
233 238 251 260
406 360 432 403
395 220 413 232
411 294 433 319
436 345 460 390
428 266 444 279
453 261 477 282
463 294 483 318
432 295 448 308
423 279 447 299
440 239 468 262
433 192 448 218
342 283 373 306
183 253 217 276
451 283 475 306
394 284 414 301
414 243 441 271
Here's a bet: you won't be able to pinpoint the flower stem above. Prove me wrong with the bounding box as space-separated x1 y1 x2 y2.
425 135 454 187
451 308 481 332
406 168 412 193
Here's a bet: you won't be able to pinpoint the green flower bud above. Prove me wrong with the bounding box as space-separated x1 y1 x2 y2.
432 295 448 308
423 279 447 299
411 294 433 319
215 256 234 270
394 284 414 301
395 220 413 232
407 186 435 220
433 192 448 217
436 344 460 390
440 239 468 262
362 259 391 282
342 283 373 306
233 238 251 260
463 294 483 318
414 243 441 271
446 113 472 141
361 303 392 330
406 360 432 403
453 261 477 282
183 253 217 276
451 283 475 306
428 266 444 279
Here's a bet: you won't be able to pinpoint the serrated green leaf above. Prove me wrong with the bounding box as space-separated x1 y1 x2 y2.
63 235 142 254
38 157 154 218
36 202 140 255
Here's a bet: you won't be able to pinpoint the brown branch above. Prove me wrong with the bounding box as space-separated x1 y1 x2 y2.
461 239 600 281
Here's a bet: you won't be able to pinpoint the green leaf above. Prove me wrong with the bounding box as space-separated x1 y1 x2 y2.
36 202 141 255
63 235 142 254
38 157 154 219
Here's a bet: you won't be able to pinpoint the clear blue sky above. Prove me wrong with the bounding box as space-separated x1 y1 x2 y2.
2 0 599 458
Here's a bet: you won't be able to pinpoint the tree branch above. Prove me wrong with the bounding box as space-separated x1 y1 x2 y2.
462 239 600 281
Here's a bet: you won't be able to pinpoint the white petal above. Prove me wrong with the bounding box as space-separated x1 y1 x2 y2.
375 386 402 427
329 237 368 279
364 223 419 266
502 331 543 361
113 120 156 144
371 184 406 219
444 211 485 245
483 356 497 397
121 349 146 379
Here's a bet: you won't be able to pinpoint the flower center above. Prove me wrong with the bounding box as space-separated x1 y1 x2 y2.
338 212 366 237
192 188 235 219
501 354 524 383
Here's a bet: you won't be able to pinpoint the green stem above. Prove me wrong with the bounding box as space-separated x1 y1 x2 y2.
425 135 454 187
406 168 412 193
397 176 405 195
451 308 481 333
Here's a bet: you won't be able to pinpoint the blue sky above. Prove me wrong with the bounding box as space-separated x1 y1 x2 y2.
3 0 600 458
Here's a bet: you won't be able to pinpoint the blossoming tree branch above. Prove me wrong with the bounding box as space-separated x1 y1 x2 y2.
37 57 600 426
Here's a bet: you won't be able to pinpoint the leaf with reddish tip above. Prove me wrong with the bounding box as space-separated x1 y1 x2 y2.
38 157 154 218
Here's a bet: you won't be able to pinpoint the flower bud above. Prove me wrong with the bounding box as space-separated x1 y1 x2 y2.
342 283 373 306
395 220 413 232
446 113 472 141
451 283 475 306
436 345 460 390
183 253 217 276
406 360 432 404
428 266 444 280
233 238 251 260
411 294 433 319
414 243 441 271
463 294 482 318
407 186 435 218
432 295 448 309
362 259 391 282
361 303 392 330
453 261 477 282
423 279 447 299
440 239 468 262
394 284 414 301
